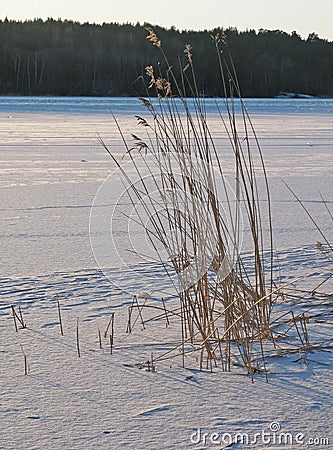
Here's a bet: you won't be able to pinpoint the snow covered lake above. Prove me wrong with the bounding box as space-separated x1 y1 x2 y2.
1 97 332 279
0 97 332 449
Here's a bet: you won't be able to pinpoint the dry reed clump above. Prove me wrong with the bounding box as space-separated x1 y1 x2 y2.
99 27 321 378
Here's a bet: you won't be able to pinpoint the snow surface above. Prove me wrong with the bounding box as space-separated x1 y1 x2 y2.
0 99 332 449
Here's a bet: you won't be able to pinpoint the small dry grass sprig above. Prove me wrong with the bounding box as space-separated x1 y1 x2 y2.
56 294 64 336
145 65 156 88
183 44 192 72
145 64 172 97
145 26 161 48
20 344 29 375
11 305 27 331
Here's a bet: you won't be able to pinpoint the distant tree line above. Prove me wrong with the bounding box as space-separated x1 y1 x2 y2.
0 18 332 97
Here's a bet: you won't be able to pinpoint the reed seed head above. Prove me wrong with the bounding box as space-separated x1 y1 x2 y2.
145 26 161 47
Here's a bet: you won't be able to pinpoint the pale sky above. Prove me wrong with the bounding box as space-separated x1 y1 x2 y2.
2 0 333 41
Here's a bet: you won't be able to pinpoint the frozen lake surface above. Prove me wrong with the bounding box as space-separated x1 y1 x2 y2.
1 97 332 280
1 95 333 115
0 97 332 449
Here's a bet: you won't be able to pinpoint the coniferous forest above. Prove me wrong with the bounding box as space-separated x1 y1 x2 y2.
0 18 332 97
